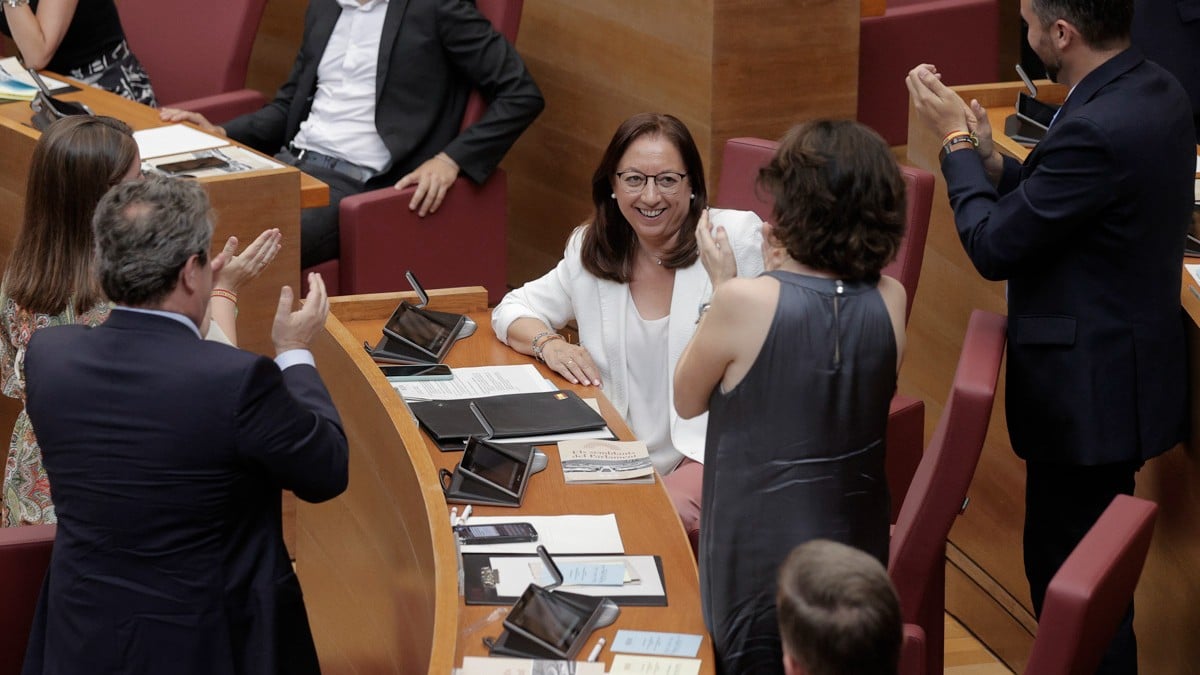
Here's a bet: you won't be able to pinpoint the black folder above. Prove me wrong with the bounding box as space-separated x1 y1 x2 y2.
409 390 607 451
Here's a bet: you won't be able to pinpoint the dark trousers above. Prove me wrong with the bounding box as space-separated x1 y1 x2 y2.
274 151 372 269
1025 459 1141 674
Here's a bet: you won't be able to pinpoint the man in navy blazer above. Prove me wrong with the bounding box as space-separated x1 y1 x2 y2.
162 0 544 268
908 0 1195 671
20 177 348 675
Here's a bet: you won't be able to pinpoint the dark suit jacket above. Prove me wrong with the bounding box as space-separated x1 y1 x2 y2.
20 310 348 675
1133 0 1200 142
224 0 544 188
943 47 1195 466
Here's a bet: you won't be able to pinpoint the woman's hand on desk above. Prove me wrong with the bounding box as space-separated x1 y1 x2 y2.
158 108 227 138
541 339 601 387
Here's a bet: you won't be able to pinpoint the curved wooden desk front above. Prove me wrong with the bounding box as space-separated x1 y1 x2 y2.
300 288 713 674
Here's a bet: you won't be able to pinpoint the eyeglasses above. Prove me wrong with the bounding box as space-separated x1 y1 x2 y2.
615 170 688 195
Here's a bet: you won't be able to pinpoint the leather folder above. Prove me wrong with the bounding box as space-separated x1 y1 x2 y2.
409 390 607 451
470 390 607 438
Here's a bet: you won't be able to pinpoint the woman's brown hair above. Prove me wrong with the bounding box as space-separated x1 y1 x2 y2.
580 113 708 283
757 120 905 282
4 116 137 315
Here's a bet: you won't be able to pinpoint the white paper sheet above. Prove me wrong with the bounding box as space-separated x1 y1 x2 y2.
490 555 663 599
458 656 605 675
459 514 624 555
133 124 230 159
0 58 69 92
609 655 702 675
392 364 554 400
1186 264 1200 287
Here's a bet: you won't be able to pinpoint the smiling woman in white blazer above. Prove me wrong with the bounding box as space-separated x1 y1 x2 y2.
492 113 763 545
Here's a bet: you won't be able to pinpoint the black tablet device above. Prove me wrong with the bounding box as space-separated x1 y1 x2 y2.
505 584 591 655
461 437 532 497
381 301 464 361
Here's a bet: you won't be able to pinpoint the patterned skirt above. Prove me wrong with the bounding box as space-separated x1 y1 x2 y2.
66 39 157 107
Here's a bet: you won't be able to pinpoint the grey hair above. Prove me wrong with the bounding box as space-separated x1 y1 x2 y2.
92 175 214 307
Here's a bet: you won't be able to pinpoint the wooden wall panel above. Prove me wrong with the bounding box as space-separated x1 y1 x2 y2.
245 0 307 98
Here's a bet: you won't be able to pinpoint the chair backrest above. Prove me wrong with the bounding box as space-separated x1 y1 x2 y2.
899 624 927 675
715 137 934 321
459 0 525 132
887 309 1007 675
0 524 55 675
119 0 268 106
1024 495 1158 675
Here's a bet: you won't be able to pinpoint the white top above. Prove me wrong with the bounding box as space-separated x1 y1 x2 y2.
291 0 392 172
491 208 765 464
624 296 681 475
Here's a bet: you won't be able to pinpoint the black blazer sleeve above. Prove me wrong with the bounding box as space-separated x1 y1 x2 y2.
433 0 544 183
234 358 348 503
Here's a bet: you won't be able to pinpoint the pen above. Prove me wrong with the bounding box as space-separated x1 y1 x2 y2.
587 637 606 662
449 507 458 526
458 505 472 526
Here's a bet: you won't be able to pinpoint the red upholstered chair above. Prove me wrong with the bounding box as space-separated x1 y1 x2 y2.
899 624 927 675
888 309 1007 675
119 0 268 122
0 524 54 675
305 0 522 303
1024 495 1157 675
858 0 1000 146
716 137 935 522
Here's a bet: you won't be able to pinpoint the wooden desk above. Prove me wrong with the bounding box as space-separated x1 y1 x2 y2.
906 80 1200 674
0 81 328 358
299 289 713 674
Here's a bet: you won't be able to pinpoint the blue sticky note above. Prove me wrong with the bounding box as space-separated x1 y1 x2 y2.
612 629 704 657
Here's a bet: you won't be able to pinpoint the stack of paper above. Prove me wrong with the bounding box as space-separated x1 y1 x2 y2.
559 439 654 485
0 65 36 101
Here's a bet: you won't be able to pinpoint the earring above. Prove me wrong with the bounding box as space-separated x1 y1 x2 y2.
690 193 695 200
610 193 616 199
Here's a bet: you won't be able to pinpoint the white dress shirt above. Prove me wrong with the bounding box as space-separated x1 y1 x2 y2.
291 0 393 172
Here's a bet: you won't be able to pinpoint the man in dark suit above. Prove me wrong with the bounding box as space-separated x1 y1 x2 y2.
162 0 544 268
20 177 348 675
907 0 1195 671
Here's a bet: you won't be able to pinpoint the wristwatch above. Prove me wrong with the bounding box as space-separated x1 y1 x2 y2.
3 0 31 9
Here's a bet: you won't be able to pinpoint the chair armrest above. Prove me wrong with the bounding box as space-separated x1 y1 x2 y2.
338 171 508 303
163 89 267 126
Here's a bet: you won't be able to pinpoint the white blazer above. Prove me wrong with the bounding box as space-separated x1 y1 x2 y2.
492 208 764 463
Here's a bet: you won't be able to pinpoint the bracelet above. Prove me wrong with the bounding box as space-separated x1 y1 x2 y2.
940 129 972 146
211 288 238 305
939 132 979 163
3 0 31 9
531 332 565 362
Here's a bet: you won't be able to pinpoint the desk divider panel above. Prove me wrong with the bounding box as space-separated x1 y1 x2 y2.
298 288 487 674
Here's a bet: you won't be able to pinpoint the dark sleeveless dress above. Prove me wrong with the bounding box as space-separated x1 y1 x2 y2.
699 271 897 675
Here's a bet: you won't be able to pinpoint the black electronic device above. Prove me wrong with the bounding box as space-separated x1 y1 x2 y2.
27 67 91 131
454 522 538 545
1016 91 1058 130
485 546 620 660
382 301 463 360
439 437 536 505
156 156 230 175
380 364 453 381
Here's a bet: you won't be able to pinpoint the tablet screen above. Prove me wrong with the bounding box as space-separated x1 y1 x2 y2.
383 302 452 356
507 585 588 652
465 440 526 494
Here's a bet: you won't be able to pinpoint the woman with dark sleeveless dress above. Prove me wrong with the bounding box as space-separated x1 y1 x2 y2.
674 119 909 675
